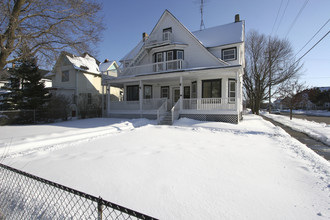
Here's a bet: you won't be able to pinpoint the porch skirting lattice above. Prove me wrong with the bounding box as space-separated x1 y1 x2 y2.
179 114 239 124
109 113 241 124
109 113 157 120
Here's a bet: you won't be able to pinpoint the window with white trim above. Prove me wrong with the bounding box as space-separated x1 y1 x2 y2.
222 48 237 61
228 79 236 103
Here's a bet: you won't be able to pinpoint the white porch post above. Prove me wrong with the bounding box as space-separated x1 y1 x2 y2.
107 84 111 117
139 80 143 116
180 76 183 110
236 71 240 122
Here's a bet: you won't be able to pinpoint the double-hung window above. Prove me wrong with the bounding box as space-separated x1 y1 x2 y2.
163 27 172 41
222 48 237 61
161 86 169 99
144 85 152 99
228 79 236 103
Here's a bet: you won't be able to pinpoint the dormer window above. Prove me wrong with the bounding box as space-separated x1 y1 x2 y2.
163 27 172 41
222 47 237 61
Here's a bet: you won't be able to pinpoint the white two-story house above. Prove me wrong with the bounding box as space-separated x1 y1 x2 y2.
102 10 245 124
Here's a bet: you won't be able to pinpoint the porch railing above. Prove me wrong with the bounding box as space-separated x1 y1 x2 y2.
171 98 180 124
109 98 167 111
121 59 185 76
108 98 236 113
182 98 236 110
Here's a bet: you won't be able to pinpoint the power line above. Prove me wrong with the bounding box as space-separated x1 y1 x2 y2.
271 0 284 36
274 0 290 35
295 30 329 64
294 19 330 57
279 31 330 77
285 0 310 38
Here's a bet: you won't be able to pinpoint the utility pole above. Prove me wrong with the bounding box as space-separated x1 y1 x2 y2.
267 42 272 114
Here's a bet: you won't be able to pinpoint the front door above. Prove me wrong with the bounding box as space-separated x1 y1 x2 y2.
173 87 180 106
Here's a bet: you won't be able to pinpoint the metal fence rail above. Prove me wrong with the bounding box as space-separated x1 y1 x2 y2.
0 163 158 220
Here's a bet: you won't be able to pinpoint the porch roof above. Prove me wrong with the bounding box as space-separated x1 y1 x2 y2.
104 65 242 86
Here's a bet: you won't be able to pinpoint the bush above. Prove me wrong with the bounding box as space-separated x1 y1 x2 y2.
45 94 71 122
78 93 101 119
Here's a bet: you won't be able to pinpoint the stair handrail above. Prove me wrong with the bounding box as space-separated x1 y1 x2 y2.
171 98 181 124
157 98 168 124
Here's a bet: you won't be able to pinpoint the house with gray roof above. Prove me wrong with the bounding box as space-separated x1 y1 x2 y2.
102 10 245 124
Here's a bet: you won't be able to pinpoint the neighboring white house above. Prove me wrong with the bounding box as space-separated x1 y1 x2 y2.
47 52 121 117
103 10 245 124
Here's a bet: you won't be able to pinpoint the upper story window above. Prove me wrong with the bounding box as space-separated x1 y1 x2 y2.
222 47 237 61
61 70 69 82
163 27 172 41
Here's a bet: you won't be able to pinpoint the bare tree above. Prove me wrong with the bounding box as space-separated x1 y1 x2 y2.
244 30 302 115
0 0 104 70
277 79 306 120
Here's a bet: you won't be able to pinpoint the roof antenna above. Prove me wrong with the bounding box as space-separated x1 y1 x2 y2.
200 0 205 30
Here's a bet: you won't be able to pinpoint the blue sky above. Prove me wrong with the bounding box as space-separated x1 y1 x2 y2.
96 0 330 88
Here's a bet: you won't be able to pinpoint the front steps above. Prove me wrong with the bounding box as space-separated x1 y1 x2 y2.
159 111 173 125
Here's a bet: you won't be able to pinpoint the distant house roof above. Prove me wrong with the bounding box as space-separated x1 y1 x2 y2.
66 53 100 74
99 60 118 72
318 87 330 92
192 21 244 48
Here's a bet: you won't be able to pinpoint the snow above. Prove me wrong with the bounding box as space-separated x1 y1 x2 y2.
1 115 329 219
263 112 330 146
192 21 244 48
66 54 100 74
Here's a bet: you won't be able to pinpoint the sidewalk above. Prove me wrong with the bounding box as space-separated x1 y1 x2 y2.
262 116 330 161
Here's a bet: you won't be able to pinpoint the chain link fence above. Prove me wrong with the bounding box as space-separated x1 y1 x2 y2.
0 163 158 220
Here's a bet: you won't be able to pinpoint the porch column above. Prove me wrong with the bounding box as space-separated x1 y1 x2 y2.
139 80 143 116
236 71 240 122
107 84 111 117
180 76 183 110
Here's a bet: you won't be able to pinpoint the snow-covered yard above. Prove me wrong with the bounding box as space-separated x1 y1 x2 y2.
0 115 329 220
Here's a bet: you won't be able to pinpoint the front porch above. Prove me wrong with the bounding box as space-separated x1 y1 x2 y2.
107 97 240 124
103 66 243 124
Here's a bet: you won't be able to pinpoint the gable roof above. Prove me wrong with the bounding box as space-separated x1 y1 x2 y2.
192 21 244 48
66 53 100 74
99 60 118 72
120 10 231 66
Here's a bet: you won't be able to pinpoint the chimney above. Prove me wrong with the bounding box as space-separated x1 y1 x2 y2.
235 14 240 22
142 32 148 42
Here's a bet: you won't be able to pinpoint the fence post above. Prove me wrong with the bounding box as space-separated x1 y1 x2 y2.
98 197 103 220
